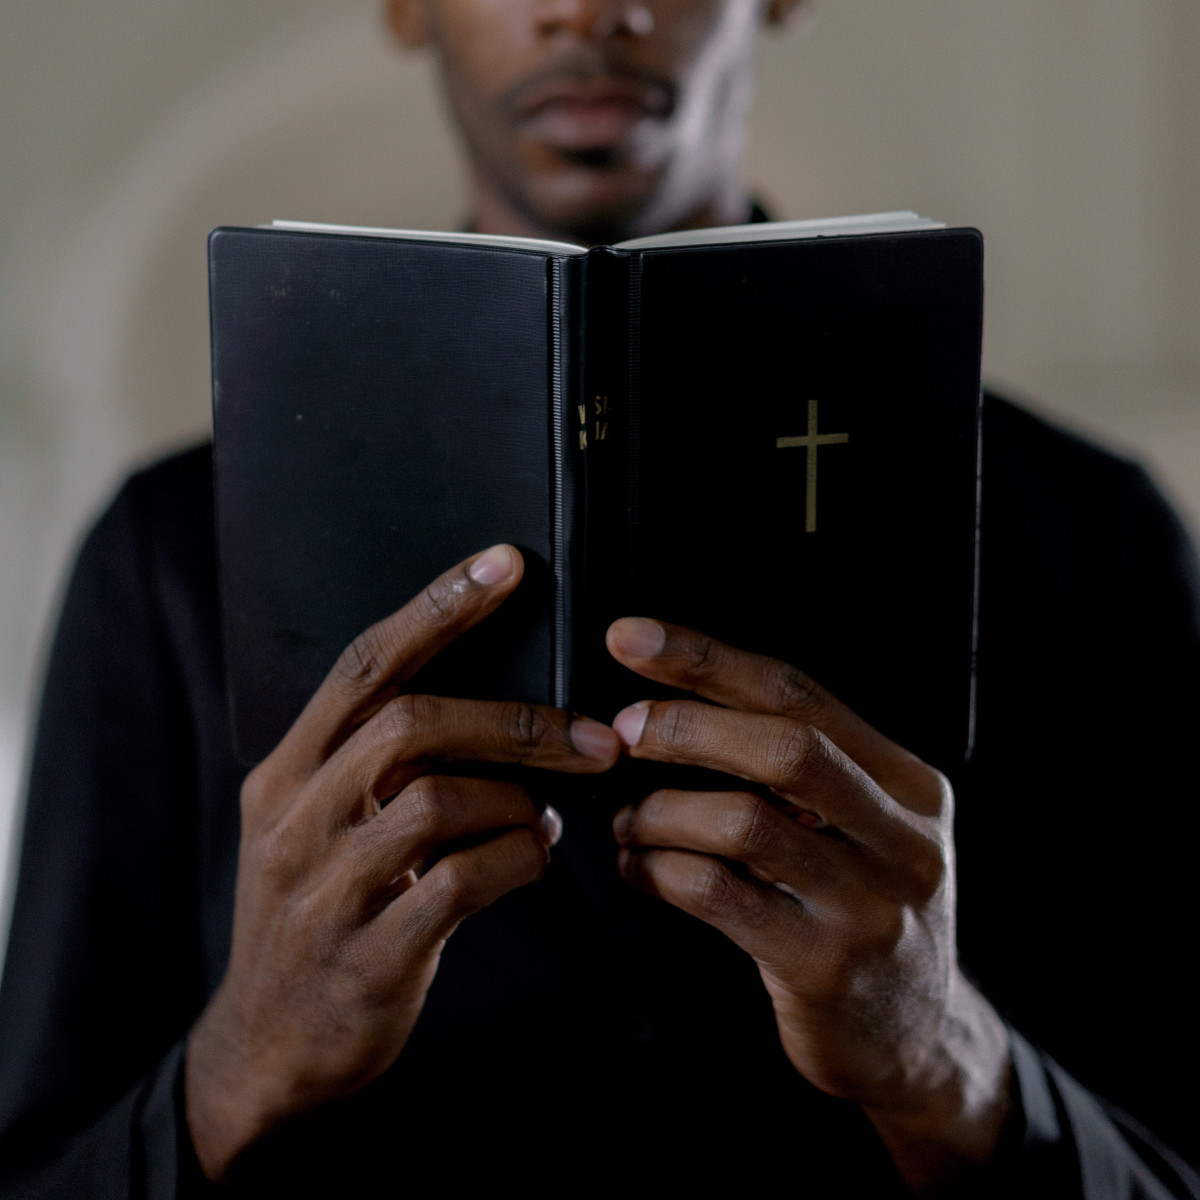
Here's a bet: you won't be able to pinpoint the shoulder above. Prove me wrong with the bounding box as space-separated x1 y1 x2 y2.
975 390 1200 738
105 439 213 539
983 389 1152 498
981 391 1198 587
82 440 215 586
56 440 220 687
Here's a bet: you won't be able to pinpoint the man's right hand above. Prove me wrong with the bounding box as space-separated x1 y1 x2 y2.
184 544 619 1181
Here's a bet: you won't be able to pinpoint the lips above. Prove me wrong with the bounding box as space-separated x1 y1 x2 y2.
508 69 674 152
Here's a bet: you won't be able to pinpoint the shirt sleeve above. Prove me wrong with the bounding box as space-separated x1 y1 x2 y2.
993 462 1200 1198
0 476 217 1197
964 403 1200 1197
1002 1027 1200 1200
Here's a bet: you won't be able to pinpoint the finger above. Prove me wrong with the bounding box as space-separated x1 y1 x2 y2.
618 846 819 975
369 825 551 963
612 700 927 848
346 776 561 908
606 617 929 796
314 695 619 820
278 544 524 774
614 789 854 905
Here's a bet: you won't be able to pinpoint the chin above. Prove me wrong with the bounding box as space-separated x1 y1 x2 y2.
512 157 671 245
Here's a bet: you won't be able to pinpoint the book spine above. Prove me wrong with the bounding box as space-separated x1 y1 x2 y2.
624 250 642 608
573 247 633 719
549 254 585 710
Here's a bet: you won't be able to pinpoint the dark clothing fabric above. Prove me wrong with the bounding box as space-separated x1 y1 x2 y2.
1 394 1198 1196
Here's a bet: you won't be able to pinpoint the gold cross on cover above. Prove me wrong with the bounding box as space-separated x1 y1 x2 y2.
776 399 849 533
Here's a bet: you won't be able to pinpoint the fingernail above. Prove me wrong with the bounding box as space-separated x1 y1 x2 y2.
612 805 634 843
570 717 619 762
611 617 666 658
468 544 513 585
540 804 564 847
613 701 651 747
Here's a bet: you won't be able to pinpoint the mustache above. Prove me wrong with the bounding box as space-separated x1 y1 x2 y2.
498 51 677 121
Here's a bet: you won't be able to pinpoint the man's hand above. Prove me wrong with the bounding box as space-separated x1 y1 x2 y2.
606 617 1013 1195
185 546 620 1181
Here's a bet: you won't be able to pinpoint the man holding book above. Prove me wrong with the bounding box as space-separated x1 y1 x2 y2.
1 2 1197 1196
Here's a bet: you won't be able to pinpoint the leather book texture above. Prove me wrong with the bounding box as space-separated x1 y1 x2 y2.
613 231 983 770
211 224 982 769
211 229 563 763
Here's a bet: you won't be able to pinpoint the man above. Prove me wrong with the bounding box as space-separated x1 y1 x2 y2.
1 2 1198 1195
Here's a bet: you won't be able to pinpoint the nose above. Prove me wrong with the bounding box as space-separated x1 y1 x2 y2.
534 0 655 40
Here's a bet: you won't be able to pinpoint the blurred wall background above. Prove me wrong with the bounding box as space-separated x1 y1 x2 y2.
2 0 1198 957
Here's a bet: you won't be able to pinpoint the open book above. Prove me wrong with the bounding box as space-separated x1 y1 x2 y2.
210 213 983 768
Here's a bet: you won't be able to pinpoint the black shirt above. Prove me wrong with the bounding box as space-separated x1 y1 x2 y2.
1 395 1198 1196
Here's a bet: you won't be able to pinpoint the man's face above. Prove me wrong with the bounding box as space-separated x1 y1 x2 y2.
390 1 782 243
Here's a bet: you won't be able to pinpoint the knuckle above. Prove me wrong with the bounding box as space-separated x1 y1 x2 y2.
654 702 702 751
332 626 392 690
774 664 826 721
239 762 275 818
378 692 434 748
252 813 308 886
680 633 722 682
397 775 449 842
719 794 778 862
505 702 552 756
775 722 825 789
908 833 949 902
924 769 954 820
428 856 476 917
864 904 908 956
686 858 744 919
891 759 953 820
412 571 462 630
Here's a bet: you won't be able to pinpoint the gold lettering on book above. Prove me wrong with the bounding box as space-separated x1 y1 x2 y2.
776 399 849 533
591 395 609 442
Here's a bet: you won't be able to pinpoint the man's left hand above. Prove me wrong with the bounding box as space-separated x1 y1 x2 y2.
606 617 1014 1194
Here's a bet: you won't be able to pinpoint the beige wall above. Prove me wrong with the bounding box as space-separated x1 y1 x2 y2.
2 1 1198 949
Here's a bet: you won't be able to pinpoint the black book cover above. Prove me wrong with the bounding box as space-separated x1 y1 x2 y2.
210 220 982 771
